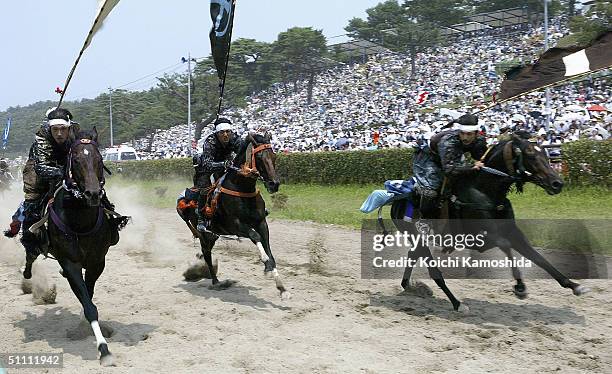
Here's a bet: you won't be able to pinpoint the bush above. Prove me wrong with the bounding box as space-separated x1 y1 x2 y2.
562 140 611 187
105 141 611 188
106 158 193 181
275 148 413 184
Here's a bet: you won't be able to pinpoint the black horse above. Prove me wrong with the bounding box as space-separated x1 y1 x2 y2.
32 129 121 365
179 132 290 299
386 134 589 311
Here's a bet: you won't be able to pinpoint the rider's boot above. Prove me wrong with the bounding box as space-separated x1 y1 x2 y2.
196 193 208 233
101 193 127 246
20 200 42 279
417 189 440 235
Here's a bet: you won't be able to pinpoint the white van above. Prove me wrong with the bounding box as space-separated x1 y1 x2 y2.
103 146 139 162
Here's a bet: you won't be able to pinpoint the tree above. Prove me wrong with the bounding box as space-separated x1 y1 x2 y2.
344 0 440 79
402 0 468 26
272 27 328 91
346 0 408 45
566 1 612 45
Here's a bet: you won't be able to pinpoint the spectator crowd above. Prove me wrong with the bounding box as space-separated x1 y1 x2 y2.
130 17 610 159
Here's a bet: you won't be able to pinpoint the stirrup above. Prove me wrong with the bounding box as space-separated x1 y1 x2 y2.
196 219 207 232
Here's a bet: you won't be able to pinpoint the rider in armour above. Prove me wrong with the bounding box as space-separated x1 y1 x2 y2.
7 108 120 278
413 113 487 219
192 117 243 232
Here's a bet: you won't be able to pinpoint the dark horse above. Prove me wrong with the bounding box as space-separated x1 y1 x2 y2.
386 134 589 312
179 132 290 299
32 129 120 365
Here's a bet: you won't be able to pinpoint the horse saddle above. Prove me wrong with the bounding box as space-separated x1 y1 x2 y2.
176 175 226 220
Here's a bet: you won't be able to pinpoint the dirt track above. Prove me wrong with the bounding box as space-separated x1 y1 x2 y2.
0 185 611 373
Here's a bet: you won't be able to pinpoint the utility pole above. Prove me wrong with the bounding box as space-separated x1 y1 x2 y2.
544 0 551 132
182 53 196 155
109 86 114 147
187 52 192 151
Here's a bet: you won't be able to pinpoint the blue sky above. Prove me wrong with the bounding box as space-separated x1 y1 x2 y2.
0 0 382 111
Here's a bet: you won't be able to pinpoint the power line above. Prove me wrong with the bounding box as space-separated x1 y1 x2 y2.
68 61 187 99
114 61 183 89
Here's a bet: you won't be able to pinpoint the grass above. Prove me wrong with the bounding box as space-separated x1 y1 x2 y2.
108 178 611 253
109 177 612 228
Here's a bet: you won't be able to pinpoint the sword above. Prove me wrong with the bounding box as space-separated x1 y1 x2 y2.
481 166 512 178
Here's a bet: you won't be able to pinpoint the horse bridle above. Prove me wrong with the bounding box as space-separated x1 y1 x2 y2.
480 139 527 182
64 138 105 198
242 142 273 180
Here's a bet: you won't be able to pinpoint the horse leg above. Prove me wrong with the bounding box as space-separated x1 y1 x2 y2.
199 234 219 285
400 244 419 289
508 226 589 296
85 258 106 300
499 245 527 299
60 258 114 366
248 226 290 300
418 244 466 312
23 253 38 279
247 227 270 264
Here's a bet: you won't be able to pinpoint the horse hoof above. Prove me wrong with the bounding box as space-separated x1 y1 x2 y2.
280 291 292 301
98 344 115 367
100 353 115 367
23 267 32 280
457 304 469 314
514 286 528 300
573 285 590 296
400 280 433 298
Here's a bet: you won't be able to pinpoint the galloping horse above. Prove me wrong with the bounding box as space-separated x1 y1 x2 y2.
385 133 589 311
38 129 120 366
179 132 290 299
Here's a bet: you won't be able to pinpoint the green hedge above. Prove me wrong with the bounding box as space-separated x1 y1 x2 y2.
106 141 610 187
275 148 413 184
106 158 193 180
562 140 612 187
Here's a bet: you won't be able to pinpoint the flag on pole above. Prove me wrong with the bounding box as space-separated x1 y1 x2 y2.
57 0 121 106
499 31 612 100
85 0 121 49
2 117 11 149
209 0 236 80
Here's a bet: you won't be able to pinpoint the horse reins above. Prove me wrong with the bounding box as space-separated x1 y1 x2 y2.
221 142 273 198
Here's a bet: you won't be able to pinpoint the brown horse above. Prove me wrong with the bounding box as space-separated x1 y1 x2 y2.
178 132 290 299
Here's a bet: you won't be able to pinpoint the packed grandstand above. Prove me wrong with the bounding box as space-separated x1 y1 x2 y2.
120 15 611 160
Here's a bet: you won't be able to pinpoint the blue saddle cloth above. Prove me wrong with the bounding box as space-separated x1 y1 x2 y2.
360 178 416 213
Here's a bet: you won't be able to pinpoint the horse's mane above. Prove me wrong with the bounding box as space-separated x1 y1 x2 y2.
237 133 269 155
483 135 530 193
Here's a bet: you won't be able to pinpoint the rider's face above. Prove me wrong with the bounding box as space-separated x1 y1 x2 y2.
50 125 70 145
459 131 477 145
216 130 231 145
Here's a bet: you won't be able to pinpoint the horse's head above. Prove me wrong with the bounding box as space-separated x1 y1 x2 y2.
66 127 105 206
238 132 280 193
500 133 564 195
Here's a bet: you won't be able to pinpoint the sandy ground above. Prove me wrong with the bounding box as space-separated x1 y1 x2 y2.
0 184 611 374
